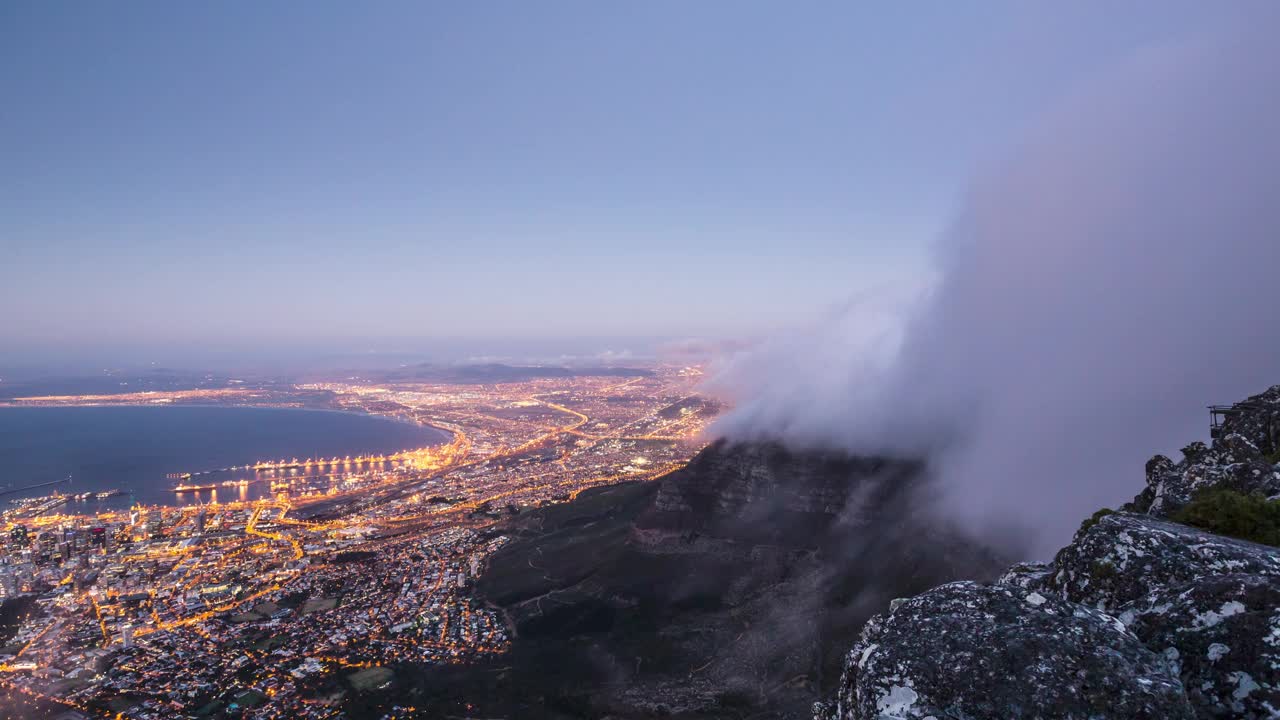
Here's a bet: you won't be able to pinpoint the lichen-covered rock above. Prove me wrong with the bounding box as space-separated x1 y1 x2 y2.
812 699 837 720
1132 445 1280 518
997 560 1052 591
1121 574 1280 719
1129 454 1180 512
825 581 1192 720
817 386 1280 720
1047 512 1280 612
1215 386 1280 455
1128 385 1280 517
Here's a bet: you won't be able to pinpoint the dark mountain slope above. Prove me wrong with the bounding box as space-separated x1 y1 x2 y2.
405 440 1005 719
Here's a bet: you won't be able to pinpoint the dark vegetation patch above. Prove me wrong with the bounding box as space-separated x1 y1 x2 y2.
233 689 267 708
333 550 376 564
657 396 722 419
1078 507 1115 535
1173 488 1280 547
0 595 42 645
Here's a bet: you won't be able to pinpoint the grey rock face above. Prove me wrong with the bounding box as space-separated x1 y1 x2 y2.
823 581 1193 720
1129 385 1280 517
1122 573 1280 719
636 440 921 547
997 560 1052 591
1132 444 1279 518
819 385 1280 720
1047 512 1280 612
1216 387 1280 455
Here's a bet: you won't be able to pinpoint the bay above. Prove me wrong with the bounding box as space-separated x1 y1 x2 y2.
0 406 447 509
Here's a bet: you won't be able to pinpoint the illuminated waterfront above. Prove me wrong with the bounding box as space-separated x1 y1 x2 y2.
0 367 719 718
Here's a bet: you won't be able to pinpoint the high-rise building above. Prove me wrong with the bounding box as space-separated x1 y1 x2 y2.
195 508 207 534
35 532 55 565
121 624 134 648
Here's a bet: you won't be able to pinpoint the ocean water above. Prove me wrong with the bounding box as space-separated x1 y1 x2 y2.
0 406 447 509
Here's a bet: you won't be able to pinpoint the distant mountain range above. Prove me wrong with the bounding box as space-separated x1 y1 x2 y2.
0 370 266 400
0 363 655 399
376 362 654 384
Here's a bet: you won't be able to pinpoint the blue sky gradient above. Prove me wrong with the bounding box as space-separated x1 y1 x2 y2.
1 2 1254 366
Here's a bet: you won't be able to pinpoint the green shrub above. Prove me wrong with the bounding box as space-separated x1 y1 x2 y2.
1078 507 1115 535
1173 489 1280 547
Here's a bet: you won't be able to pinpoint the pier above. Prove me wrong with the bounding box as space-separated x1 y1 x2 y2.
0 475 71 498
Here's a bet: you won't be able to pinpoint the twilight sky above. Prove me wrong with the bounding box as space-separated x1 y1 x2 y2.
0 2 1256 367
714 3 1279 552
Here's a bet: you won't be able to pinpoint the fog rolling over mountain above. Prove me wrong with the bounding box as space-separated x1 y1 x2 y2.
714 14 1280 555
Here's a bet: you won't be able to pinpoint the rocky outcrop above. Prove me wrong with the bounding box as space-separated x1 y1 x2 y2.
1123 574 1280 718
818 386 1280 720
1036 515 1280 719
996 560 1052 590
818 582 1192 720
634 440 921 550
1046 512 1280 612
1129 386 1280 518
460 440 1004 719
1130 442 1279 518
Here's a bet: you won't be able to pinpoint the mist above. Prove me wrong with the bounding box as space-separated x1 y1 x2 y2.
713 16 1280 555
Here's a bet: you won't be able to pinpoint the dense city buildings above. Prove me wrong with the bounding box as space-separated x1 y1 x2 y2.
0 365 720 718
